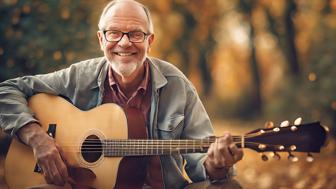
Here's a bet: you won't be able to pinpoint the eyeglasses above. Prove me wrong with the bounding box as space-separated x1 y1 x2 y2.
102 30 150 43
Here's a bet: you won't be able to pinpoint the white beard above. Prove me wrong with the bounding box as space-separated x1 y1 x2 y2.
111 61 138 77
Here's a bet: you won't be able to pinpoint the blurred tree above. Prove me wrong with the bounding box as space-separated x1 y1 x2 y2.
0 0 94 82
0 0 99 155
148 0 222 97
322 0 332 14
264 0 300 76
192 2 220 96
160 1 197 76
284 0 300 75
197 30 215 96
265 0 336 133
305 7 336 134
238 0 262 115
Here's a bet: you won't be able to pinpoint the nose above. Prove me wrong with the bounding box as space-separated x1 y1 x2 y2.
117 34 132 47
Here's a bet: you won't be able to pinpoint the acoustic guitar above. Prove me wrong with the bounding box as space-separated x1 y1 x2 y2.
5 94 328 188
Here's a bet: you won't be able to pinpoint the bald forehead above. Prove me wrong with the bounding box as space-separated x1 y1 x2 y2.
106 1 147 22
100 0 150 31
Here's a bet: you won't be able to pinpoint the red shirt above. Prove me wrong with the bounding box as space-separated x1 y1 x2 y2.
102 60 163 188
103 61 151 123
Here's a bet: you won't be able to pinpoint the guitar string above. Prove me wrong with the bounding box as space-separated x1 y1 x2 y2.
60 141 259 154
50 132 274 153
58 136 243 143
57 139 243 148
60 139 245 151
57 137 244 149
64 142 286 156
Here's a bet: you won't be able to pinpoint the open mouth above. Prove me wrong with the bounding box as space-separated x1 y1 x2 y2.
114 52 136 57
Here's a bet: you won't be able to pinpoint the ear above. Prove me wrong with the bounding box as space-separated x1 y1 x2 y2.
97 31 105 51
147 34 155 53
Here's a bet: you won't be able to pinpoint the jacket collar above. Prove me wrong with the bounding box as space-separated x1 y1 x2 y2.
95 57 168 91
96 58 109 90
147 57 167 91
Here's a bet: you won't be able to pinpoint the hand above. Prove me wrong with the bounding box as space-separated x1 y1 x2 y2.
18 122 69 186
204 132 243 179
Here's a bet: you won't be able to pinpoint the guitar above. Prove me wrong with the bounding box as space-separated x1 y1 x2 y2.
5 94 328 189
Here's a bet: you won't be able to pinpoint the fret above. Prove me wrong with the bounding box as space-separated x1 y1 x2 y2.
193 140 195 153
140 140 142 155
102 137 235 157
110 139 113 155
156 140 158 155
147 140 150 155
185 140 187 154
124 140 127 156
121 139 124 156
161 140 163 155
145 140 148 155
151 140 153 155
103 141 106 155
185 140 188 152
144 140 146 155
107 140 110 156
178 140 180 154
169 140 172 155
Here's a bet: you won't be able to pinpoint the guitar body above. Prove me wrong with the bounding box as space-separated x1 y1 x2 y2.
5 93 128 188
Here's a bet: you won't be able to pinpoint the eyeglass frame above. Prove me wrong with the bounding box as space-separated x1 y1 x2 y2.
101 30 151 43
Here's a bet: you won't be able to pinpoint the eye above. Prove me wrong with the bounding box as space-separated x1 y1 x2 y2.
129 31 144 39
106 30 122 39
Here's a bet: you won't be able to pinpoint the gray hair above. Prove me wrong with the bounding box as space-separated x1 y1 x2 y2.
98 0 154 33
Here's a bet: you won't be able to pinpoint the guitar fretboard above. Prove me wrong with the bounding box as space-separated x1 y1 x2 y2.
101 137 242 157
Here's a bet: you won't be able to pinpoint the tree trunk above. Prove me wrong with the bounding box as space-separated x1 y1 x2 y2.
284 0 300 75
248 12 262 115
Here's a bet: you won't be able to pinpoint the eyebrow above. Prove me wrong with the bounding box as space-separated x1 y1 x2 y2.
104 27 145 32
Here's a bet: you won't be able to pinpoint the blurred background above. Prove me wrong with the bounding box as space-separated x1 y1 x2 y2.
0 0 335 188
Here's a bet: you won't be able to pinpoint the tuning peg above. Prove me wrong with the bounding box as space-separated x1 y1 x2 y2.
273 127 280 132
290 126 298 132
306 153 314 162
294 117 302 125
288 152 299 162
278 145 285 151
264 121 274 129
290 145 297 151
258 144 267 150
261 153 268 161
280 120 290 127
269 151 281 160
273 152 281 160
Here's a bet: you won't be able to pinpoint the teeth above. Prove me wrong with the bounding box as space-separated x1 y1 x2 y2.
117 52 133 56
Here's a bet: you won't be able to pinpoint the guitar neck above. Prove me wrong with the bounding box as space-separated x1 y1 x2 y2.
102 137 242 157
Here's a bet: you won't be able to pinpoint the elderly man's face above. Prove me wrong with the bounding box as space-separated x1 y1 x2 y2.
97 1 154 78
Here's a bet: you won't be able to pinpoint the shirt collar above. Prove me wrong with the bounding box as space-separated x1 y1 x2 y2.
107 59 151 94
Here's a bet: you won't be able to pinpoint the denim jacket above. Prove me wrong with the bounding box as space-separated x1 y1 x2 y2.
0 57 215 189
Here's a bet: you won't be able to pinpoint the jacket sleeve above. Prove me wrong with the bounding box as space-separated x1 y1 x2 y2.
181 84 236 182
0 66 78 136
181 84 213 182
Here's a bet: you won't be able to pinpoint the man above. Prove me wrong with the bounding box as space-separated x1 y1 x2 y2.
0 0 243 188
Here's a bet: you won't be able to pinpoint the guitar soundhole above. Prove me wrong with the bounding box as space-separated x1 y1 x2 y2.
81 135 102 163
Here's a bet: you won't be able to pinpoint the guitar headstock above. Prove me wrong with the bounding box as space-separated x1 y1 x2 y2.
239 122 328 162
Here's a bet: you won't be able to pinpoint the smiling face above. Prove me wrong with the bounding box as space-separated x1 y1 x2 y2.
97 0 154 79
